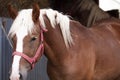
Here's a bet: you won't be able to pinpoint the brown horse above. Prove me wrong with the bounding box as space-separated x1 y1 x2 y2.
8 4 120 80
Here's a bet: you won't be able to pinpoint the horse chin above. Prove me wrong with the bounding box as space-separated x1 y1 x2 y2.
9 67 29 80
9 71 28 80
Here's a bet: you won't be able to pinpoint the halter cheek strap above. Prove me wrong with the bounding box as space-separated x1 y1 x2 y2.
12 23 47 69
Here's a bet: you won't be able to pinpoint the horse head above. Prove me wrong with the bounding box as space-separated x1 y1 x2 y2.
8 3 46 80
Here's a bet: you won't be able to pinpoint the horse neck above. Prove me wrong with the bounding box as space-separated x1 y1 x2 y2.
43 15 69 64
70 0 110 27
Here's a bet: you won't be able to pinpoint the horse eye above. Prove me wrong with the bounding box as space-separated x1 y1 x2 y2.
31 37 37 41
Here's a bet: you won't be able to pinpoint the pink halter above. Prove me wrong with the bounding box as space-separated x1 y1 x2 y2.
12 23 47 69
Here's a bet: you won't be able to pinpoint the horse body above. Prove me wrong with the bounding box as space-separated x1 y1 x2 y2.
44 20 95 80
8 4 120 80
89 20 120 80
44 15 120 80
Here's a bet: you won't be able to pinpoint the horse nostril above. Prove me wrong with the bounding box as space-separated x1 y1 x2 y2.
19 73 23 80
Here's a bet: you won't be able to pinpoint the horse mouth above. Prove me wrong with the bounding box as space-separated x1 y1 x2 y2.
9 69 28 80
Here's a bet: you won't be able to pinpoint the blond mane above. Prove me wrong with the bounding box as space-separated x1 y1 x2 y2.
8 9 73 47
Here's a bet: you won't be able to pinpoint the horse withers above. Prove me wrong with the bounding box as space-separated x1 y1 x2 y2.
8 4 120 80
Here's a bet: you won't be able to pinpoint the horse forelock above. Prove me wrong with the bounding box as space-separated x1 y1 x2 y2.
8 9 34 38
8 8 73 47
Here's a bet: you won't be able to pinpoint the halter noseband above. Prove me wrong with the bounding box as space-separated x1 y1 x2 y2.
12 23 47 69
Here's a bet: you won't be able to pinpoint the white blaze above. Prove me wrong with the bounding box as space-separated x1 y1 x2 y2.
10 27 28 80
9 9 34 80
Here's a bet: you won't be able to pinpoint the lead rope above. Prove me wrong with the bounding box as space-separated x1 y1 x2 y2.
0 19 13 48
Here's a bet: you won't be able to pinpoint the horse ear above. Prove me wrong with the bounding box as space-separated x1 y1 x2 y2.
32 3 40 23
8 4 18 19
